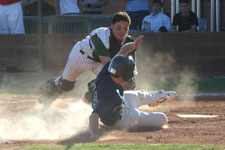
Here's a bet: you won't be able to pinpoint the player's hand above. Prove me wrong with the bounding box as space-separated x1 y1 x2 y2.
135 35 144 49
89 133 100 140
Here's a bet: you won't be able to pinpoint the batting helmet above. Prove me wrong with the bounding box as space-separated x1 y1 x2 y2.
108 55 136 81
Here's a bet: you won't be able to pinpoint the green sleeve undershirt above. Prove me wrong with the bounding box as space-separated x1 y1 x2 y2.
91 34 110 57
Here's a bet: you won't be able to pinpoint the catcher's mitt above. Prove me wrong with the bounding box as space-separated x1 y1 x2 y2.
148 91 177 107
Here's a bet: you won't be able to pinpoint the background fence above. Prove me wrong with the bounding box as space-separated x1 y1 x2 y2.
0 32 225 76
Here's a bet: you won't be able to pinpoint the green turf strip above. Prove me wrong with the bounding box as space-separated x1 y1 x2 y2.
15 144 225 150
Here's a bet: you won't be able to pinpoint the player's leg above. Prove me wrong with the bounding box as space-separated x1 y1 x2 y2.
117 90 176 128
39 44 97 106
123 90 176 108
62 44 97 81
38 78 65 107
118 103 168 129
117 105 168 129
7 2 25 34
129 110 168 128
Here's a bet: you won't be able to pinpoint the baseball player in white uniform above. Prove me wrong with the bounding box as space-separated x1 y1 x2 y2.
0 0 25 34
39 12 136 107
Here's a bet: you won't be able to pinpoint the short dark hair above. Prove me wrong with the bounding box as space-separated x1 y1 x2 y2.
179 0 189 4
112 11 131 25
152 0 163 7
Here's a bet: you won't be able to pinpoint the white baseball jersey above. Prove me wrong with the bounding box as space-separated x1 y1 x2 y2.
0 1 25 34
141 12 171 32
60 27 135 82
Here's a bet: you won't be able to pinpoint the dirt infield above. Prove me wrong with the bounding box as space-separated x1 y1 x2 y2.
0 96 225 149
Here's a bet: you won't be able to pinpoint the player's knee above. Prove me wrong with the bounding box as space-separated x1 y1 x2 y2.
57 77 76 91
137 90 148 100
157 113 168 127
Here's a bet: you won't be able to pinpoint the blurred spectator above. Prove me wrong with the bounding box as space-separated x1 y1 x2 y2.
172 0 198 32
57 0 80 15
23 0 56 16
125 0 150 31
20 0 29 10
80 0 108 14
0 0 25 34
141 0 171 32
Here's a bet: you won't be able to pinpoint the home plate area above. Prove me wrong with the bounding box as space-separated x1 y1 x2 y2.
0 96 225 148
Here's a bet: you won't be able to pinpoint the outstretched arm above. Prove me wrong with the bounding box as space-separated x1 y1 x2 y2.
89 112 100 140
98 56 111 65
117 35 144 56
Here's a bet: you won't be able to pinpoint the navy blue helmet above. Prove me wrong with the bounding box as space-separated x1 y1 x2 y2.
108 55 136 81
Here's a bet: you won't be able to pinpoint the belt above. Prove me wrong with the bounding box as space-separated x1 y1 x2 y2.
80 49 95 61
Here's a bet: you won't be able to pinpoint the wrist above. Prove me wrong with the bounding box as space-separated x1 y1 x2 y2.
89 132 99 140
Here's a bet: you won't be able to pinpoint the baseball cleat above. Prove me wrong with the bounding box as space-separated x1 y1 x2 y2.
148 90 177 107
38 79 61 108
158 90 177 103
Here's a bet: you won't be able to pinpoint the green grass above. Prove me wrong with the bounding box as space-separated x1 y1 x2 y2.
14 144 225 150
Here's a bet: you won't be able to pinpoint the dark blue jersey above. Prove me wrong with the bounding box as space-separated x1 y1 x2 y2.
91 62 124 126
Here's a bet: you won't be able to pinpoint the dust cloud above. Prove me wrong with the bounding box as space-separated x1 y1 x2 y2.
0 100 92 140
0 46 199 141
136 49 198 101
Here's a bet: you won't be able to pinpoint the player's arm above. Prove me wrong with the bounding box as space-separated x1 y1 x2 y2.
98 56 111 65
117 35 144 56
89 112 100 139
90 33 111 65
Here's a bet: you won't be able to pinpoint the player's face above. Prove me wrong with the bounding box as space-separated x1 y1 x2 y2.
111 21 129 41
180 3 190 14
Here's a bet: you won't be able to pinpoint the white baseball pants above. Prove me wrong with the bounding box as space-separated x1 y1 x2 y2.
61 43 103 82
115 90 168 129
0 2 25 34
